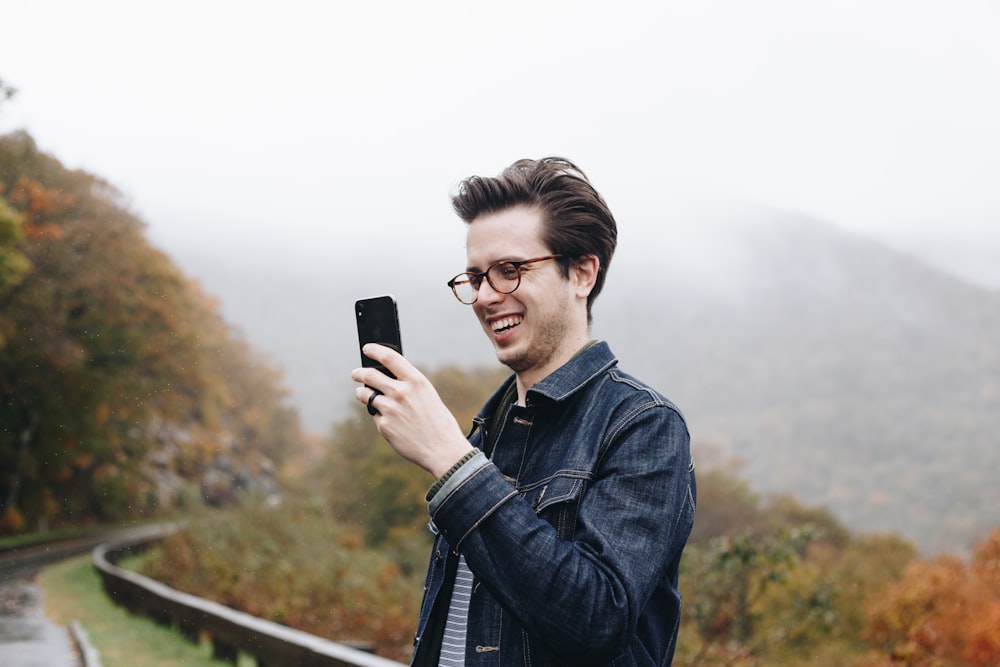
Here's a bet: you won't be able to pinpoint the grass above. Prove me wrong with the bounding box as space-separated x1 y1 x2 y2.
38 555 253 667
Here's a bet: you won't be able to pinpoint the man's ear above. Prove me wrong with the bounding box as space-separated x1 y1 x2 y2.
572 254 600 298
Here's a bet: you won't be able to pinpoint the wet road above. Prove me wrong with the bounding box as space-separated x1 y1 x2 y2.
0 526 171 667
0 576 80 666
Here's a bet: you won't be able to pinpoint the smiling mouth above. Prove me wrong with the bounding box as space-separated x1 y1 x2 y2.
491 316 523 334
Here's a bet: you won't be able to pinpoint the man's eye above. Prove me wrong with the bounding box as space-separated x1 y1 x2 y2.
497 264 519 279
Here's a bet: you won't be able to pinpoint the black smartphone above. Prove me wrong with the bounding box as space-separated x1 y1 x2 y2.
355 295 403 378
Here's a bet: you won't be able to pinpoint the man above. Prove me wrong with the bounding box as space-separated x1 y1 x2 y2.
352 157 695 666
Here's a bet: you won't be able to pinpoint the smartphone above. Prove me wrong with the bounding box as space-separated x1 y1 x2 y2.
355 295 403 378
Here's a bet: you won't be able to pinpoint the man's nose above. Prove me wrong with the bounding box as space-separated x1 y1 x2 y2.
476 277 504 304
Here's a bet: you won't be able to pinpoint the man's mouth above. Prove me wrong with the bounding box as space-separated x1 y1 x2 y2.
491 315 523 334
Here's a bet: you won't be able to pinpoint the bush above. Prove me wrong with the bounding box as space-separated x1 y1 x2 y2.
136 494 424 662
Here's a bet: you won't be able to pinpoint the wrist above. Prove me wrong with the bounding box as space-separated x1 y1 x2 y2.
427 443 476 479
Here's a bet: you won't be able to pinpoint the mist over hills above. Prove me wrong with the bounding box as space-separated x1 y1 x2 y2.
172 201 999 555
599 203 1000 555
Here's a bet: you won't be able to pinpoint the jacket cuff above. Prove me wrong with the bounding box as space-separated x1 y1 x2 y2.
426 449 488 510
429 458 519 549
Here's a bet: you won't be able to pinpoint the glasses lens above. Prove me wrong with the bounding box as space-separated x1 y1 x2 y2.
450 274 477 304
487 262 521 294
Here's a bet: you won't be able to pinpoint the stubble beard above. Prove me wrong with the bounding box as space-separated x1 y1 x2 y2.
496 299 571 377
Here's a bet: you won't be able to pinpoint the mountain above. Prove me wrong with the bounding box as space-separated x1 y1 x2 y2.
167 200 1000 555
598 202 1000 556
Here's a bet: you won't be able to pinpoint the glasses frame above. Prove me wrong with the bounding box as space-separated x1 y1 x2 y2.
447 255 564 304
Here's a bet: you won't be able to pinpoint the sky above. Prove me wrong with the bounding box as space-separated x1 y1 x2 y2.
2 0 999 292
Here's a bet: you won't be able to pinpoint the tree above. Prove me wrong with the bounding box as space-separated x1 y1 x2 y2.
857 526 1000 667
676 454 918 666
0 195 30 341
0 131 302 531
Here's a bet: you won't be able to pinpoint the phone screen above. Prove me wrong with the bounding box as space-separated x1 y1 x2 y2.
355 295 402 377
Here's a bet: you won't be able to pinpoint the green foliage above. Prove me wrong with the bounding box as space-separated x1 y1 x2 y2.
0 195 29 305
136 494 423 662
40 554 240 667
319 364 508 554
0 130 302 532
677 454 919 666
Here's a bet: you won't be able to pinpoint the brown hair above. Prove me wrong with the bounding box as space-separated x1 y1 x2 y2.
451 157 617 323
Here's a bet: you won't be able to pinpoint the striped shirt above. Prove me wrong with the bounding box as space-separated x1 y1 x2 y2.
438 555 474 667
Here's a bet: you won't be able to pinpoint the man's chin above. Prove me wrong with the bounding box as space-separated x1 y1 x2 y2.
494 349 530 374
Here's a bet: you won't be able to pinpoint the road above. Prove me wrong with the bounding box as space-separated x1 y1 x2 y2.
0 575 80 666
0 525 172 667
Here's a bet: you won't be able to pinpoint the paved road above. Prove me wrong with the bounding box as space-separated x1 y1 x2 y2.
0 576 80 666
0 525 173 667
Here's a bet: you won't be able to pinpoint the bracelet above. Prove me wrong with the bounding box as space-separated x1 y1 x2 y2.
425 449 480 501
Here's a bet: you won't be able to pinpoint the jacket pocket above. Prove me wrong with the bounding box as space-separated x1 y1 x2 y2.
520 472 587 540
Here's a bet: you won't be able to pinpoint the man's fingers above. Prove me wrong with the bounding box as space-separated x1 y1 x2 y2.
362 343 409 379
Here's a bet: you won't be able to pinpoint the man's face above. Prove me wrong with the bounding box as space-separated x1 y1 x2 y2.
465 206 581 382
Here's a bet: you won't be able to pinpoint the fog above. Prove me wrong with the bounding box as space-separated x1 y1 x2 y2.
5 0 1000 428
3 0 999 296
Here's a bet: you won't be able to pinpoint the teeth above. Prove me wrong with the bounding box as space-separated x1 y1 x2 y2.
492 316 522 332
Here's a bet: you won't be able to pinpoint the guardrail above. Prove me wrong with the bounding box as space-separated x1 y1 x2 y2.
93 525 406 667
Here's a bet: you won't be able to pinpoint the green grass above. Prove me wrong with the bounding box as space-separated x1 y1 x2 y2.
39 555 253 667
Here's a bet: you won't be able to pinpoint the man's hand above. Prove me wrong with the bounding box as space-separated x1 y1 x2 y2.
352 343 473 479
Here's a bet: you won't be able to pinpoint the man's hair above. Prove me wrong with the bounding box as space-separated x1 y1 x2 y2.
451 157 617 323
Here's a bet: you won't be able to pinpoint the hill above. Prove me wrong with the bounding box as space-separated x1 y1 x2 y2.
599 201 1000 556
167 199 1000 555
0 131 301 531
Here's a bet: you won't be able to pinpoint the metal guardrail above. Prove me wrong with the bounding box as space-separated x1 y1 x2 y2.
92 525 406 667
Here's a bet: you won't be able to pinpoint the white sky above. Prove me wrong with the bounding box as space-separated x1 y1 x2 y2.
2 0 999 289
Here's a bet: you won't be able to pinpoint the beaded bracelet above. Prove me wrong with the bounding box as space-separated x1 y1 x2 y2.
425 449 480 501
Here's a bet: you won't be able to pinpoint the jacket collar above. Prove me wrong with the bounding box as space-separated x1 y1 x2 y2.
527 340 617 404
477 341 617 420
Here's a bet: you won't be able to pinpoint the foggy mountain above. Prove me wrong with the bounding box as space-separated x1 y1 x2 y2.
172 200 999 555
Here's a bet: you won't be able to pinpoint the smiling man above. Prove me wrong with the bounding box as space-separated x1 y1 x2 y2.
352 157 696 667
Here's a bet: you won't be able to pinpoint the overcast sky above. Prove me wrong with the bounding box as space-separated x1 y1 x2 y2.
3 0 999 291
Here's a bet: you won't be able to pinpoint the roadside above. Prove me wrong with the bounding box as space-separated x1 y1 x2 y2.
40 555 245 667
0 523 235 667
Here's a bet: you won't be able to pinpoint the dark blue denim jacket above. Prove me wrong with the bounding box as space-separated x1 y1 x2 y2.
411 342 696 667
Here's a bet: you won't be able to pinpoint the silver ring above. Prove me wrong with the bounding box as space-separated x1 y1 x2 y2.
367 389 382 416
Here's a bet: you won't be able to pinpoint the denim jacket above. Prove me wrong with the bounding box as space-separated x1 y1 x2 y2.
411 341 696 667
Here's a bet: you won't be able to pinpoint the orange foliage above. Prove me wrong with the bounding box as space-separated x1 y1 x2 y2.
0 507 26 534
7 175 74 237
861 527 1000 667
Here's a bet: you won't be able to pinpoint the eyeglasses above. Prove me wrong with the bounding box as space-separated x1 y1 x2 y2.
447 255 563 304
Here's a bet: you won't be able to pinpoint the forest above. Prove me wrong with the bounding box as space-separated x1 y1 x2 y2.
2 114 999 666
0 126 301 532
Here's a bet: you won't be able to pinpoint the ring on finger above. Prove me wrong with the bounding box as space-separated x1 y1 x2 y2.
367 389 383 416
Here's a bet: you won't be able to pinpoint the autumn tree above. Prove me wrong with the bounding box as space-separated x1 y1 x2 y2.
0 131 302 532
856 526 1000 667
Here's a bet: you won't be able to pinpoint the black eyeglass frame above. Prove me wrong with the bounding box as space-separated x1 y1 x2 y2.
446 255 564 304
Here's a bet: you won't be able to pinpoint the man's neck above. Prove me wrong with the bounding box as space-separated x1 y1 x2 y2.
513 336 594 406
